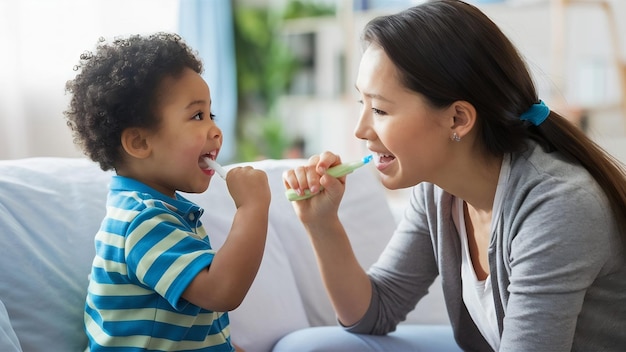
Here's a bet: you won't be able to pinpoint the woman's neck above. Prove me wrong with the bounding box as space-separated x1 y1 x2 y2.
443 150 503 212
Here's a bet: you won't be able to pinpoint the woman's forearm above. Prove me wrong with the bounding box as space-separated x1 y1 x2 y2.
304 216 373 326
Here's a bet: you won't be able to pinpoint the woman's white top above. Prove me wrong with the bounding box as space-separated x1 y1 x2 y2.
453 154 511 351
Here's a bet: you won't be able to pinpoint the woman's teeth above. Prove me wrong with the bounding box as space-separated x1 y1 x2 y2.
378 154 395 163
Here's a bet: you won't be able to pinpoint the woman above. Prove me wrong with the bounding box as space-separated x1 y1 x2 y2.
279 1 626 351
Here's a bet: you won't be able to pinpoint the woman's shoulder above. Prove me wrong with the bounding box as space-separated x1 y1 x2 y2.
506 141 614 227
510 141 599 195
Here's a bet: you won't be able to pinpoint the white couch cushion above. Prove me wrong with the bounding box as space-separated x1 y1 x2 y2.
0 157 111 352
185 159 312 352
0 299 20 351
249 160 399 327
186 158 400 350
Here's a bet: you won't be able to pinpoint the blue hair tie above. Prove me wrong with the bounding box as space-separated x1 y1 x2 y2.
520 100 550 126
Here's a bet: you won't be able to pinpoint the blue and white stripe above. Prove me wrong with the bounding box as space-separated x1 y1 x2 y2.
85 176 232 351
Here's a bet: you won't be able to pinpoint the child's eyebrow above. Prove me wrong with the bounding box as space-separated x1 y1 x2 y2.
185 99 209 109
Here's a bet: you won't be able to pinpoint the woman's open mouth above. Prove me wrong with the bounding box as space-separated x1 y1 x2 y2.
374 153 396 171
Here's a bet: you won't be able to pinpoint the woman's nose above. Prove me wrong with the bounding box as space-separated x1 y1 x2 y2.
354 111 371 140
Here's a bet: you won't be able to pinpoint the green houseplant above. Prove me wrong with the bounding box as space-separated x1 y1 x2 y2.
232 0 335 161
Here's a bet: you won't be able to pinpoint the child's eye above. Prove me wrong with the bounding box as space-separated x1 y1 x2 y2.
191 112 216 121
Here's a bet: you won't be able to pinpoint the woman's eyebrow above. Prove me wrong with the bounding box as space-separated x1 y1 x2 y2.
354 85 392 103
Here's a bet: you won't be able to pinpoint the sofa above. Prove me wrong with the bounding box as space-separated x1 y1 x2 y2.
0 156 450 352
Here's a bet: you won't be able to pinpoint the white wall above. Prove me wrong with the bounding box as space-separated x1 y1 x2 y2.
0 0 180 160
482 0 626 137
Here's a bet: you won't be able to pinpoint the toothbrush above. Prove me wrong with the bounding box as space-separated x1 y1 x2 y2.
285 155 373 201
204 157 227 180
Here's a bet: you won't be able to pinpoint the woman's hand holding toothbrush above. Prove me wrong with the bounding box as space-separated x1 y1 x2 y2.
282 152 372 224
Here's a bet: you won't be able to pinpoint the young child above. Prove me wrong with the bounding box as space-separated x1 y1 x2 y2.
64 32 270 352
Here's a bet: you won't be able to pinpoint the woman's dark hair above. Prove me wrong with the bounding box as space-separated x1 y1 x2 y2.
64 32 203 171
363 0 626 243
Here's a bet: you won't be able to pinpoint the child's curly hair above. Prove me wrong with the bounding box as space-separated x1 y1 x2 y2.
64 32 203 171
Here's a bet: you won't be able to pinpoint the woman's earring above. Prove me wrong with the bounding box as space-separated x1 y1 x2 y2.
451 132 461 142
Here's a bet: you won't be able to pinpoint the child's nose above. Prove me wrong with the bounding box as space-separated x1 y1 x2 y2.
209 125 222 140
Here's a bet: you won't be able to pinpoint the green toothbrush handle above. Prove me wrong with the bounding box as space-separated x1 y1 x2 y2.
285 157 371 201
285 189 316 201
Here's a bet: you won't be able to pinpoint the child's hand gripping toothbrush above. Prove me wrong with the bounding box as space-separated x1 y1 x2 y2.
204 157 227 180
285 155 373 201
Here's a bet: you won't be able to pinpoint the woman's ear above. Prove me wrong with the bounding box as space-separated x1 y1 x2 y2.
120 127 151 159
450 100 477 139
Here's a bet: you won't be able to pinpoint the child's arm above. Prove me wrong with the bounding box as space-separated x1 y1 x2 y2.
183 166 270 311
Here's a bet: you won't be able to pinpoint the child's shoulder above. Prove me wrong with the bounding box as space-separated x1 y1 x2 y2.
110 188 174 212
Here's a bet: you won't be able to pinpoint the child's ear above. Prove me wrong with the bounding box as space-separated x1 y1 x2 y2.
120 127 151 159
450 100 476 139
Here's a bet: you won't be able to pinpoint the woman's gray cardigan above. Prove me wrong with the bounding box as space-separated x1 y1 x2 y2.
349 142 626 351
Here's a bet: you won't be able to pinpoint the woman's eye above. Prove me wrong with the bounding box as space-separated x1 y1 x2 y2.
209 113 216 121
372 108 386 115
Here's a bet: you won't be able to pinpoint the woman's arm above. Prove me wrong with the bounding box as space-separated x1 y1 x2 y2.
283 152 373 325
302 213 373 326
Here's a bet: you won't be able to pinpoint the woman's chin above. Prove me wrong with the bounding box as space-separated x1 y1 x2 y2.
380 176 400 190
